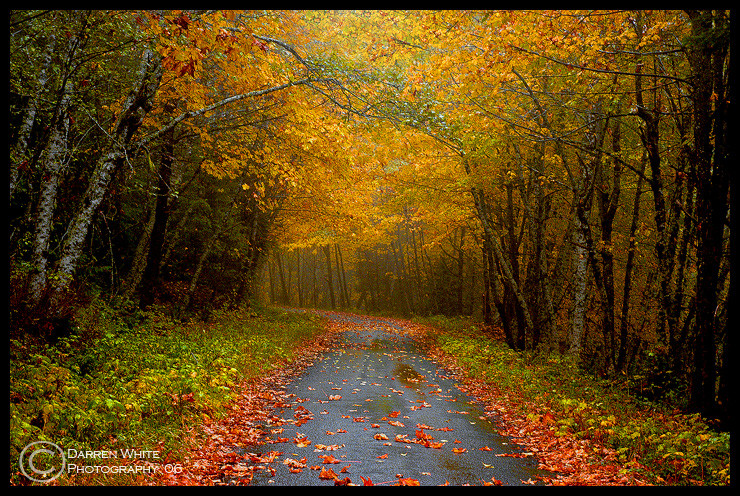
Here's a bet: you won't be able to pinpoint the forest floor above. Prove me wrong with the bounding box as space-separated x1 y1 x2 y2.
153 310 659 486
13 306 726 486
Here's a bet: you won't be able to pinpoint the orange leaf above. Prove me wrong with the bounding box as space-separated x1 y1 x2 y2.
415 429 434 440
319 467 338 480
319 454 341 464
452 447 467 454
395 477 420 486
488 476 503 486
395 434 411 443
361 476 374 486
293 436 311 448
334 477 352 486
377 453 388 459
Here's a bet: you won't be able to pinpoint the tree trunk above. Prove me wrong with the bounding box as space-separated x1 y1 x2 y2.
28 81 73 304
686 10 731 418
462 154 534 347
569 190 591 359
49 49 162 306
617 154 647 372
10 35 57 206
323 244 336 310
121 201 157 301
138 114 176 309
276 250 290 305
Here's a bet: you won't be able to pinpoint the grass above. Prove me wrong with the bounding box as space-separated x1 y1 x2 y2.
9 300 328 486
412 314 731 486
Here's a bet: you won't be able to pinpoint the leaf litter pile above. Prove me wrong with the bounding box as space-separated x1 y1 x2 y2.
154 312 651 486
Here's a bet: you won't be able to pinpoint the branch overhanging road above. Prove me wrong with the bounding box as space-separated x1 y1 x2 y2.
221 311 551 486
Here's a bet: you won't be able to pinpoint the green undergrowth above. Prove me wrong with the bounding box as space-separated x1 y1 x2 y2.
414 315 730 486
9 301 326 485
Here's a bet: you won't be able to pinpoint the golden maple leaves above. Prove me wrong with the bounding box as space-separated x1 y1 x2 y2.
139 9 695 287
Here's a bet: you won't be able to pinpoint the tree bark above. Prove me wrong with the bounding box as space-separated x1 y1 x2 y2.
686 10 731 418
10 34 56 206
139 111 176 309
617 154 647 372
50 49 163 306
323 244 336 310
462 153 534 347
28 81 73 304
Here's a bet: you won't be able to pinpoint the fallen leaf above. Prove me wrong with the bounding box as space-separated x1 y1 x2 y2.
293 436 311 448
319 466 338 480
485 476 503 486
395 477 420 486
283 458 306 469
334 476 352 486
319 454 341 464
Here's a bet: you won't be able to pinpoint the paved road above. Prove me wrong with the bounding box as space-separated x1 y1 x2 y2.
245 312 548 486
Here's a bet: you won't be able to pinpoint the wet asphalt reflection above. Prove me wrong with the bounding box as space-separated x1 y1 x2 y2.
247 313 548 486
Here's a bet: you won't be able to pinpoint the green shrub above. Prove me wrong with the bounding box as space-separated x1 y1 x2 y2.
9 301 326 485
416 317 731 486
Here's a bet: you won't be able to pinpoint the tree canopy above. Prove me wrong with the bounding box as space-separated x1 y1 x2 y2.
9 9 731 423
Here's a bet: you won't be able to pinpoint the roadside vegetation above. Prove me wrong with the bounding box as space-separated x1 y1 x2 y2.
9 300 327 485
415 315 731 486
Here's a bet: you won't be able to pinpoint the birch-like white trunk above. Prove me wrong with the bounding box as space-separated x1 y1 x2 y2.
568 207 590 358
10 35 56 205
50 49 162 303
28 81 73 304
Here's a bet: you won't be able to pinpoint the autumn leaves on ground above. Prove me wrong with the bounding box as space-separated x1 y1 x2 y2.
157 312 654 487
9 10 731 486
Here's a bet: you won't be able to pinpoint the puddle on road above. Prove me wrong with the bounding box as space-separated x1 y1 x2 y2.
240 313 551 486
393 362 425 387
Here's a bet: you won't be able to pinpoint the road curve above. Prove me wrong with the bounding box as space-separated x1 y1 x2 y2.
243 311 549 486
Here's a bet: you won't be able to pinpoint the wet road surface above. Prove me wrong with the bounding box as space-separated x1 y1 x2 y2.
245 312 549 486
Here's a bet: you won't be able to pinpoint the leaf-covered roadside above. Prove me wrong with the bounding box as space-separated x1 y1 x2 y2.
9 302 335 486
150 313 345 486
410 316 730 486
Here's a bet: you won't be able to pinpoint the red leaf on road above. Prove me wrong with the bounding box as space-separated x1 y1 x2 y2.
319 466 338 480
319 454 341 464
